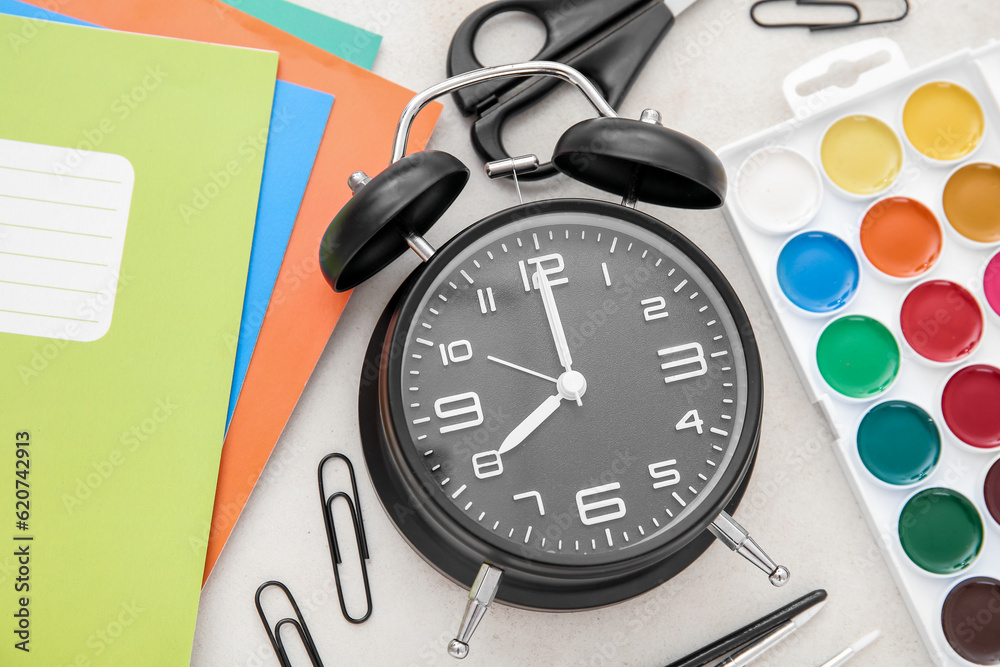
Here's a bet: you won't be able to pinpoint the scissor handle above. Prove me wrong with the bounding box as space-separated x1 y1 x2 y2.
447 0 675 180
448 0 601 115
470 75 564 180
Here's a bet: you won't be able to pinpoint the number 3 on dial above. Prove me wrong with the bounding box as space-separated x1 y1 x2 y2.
658 342 707 384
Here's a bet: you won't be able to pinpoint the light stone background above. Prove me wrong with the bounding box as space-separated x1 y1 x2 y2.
192 1 1000 666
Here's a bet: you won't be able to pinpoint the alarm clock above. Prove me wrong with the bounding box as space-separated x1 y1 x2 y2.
319 61 788 659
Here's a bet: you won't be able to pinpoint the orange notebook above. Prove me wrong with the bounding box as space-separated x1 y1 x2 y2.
33 0 440 581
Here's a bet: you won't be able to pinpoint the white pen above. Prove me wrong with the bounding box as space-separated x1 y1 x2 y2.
816 629 881 667
717 600 826 667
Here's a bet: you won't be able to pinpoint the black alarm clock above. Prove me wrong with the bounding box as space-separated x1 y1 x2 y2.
319 61 788 660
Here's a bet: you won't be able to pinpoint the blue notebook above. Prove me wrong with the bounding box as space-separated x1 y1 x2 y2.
226 81 333 429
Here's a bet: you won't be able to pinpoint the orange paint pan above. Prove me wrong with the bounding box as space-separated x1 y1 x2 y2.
860 197 943 279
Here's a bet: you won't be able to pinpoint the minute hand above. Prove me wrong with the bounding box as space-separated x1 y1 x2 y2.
535 266 573 371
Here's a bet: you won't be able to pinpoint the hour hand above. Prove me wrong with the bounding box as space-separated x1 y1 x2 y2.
497 394 562 455
495 370 588 456
472 397 563 481
472 371 587 479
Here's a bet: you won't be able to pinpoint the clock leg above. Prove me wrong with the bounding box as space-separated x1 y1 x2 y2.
709 511 790 587
447 563 504 659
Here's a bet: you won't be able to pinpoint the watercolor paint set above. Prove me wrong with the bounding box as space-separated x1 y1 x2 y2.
719 38 1000 666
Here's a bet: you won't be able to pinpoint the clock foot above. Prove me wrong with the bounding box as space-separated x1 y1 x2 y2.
448 563 504 659
709 511 790 587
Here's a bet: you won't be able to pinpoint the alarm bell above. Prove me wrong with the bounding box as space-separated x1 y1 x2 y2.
319 61 727 295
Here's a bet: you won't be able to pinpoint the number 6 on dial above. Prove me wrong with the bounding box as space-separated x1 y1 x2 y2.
576 483 627 525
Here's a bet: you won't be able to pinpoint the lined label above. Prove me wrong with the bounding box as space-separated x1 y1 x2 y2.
0 138 134 342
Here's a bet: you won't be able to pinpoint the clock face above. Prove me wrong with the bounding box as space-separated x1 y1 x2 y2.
388 203 757 567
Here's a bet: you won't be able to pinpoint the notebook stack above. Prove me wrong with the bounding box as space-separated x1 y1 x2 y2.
0 1 438 663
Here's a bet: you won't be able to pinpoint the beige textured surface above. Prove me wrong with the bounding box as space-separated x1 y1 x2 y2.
193 2 1000 666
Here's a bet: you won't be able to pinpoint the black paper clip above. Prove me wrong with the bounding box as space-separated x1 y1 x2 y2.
317 452 372 624
750 0 908 31
255 580 325 667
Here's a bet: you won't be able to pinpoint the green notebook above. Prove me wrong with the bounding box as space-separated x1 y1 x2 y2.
220 0 382 68
0 16 277 665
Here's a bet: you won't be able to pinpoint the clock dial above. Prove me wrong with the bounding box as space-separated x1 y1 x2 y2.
387 204 756 568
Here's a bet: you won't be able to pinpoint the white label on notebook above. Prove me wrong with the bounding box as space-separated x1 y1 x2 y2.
0 138 134 342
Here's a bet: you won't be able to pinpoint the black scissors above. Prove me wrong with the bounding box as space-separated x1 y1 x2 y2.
447 0 698 181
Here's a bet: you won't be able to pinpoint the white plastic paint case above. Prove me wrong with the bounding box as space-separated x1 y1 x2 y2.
719 39 1000 667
